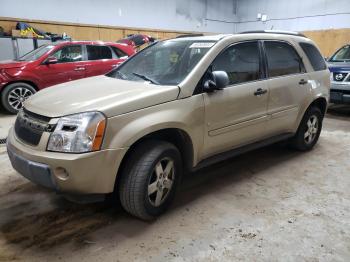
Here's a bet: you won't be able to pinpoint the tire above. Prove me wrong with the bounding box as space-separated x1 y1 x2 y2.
118 140 182 220
1 82 36 114
290 106 323 151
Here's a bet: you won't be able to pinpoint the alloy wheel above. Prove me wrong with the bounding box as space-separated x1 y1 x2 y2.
304 115 319 144
7 87 34 111
148 157 175 207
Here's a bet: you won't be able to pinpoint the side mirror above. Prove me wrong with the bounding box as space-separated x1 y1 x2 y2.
45 56 58 64
204 71 229 92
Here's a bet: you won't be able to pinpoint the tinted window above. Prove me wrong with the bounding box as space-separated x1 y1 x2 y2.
265 41 305 77
87 45 112 60
52 45 83 63
110 46 128 58
300 43 327 71
211 41 261 85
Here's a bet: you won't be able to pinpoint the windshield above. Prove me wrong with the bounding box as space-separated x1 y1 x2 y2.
329 45 350 62
18 44 55 61
108 40 216 85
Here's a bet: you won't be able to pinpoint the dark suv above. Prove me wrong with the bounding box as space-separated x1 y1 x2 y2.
327 44 350 104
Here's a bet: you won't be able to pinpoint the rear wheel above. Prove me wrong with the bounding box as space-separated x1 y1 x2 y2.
118 140 182 220
290 106 323 151
1 82 36 114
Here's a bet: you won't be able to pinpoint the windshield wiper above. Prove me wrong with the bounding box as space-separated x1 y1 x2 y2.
132 72 159 85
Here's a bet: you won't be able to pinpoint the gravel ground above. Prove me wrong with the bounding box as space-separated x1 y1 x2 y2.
0 106 349 262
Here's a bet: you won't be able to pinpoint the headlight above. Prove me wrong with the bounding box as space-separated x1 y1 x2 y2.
47 112 106 153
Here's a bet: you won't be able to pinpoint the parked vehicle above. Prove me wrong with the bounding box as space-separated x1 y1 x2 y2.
7 32 330 220
0 41 135 113
117 34 156 50
327 44 350 104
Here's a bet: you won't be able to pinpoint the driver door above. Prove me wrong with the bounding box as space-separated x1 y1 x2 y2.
202 41 270 159
38 45 86 87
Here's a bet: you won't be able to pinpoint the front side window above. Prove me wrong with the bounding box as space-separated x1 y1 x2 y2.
299 43 327 71
52 45 83 63
87 45 112 60
265 41 305 77
108 40 215 85
329 45 350 62
211 41 261 85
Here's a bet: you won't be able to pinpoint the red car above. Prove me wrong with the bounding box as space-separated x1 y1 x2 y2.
0 41 135 113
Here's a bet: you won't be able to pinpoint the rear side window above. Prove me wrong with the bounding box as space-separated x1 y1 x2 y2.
211 41 261 85
87 45 112 60
110 46 128 58
299 43 327 71
265 41 305 77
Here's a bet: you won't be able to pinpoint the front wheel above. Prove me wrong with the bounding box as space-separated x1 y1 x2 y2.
1 82 36 114
118 140 182 220
290 106 323 151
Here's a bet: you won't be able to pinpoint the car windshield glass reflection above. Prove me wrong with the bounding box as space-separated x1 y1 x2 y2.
330 45 350 62
18 45 55 61
108 40 216 85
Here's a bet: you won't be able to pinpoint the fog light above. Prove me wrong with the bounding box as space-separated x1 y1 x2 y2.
54 167 69 180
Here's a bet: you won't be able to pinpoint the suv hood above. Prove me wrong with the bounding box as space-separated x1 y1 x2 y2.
327 62 350 72
0 60 30 69
25 75 180 118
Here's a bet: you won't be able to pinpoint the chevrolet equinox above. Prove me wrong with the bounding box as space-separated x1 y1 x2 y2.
7 32 330 220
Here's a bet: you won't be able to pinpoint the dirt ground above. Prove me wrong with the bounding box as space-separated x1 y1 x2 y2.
0 106 349 262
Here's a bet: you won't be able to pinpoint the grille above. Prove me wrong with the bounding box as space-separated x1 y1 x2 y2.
14 109 52 146
0 138 6 145
332 89 350 95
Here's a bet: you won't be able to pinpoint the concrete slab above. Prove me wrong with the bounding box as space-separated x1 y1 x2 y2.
0 113 16 140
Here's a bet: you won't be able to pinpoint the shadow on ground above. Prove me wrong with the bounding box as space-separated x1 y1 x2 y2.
327 104 350 119
0 143 302 252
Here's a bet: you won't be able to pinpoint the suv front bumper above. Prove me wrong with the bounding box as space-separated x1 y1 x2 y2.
7 127 128 195
330 82 350 104
8 144 58 190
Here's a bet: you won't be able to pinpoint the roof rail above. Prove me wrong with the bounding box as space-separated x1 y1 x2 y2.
239 30 306 38
176 34 204 38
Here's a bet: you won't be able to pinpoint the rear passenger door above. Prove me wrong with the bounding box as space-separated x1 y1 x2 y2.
263 41 311 135
84 45 117 77
202 41 270 158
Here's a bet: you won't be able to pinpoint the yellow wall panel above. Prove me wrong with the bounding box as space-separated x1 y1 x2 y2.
303 28 350 57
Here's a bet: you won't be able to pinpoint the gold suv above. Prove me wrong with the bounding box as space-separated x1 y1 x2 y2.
7 32 330 220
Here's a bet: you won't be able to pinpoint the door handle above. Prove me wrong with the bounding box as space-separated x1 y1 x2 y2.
254 88 268 96
74 67 86 71
299 79 308 85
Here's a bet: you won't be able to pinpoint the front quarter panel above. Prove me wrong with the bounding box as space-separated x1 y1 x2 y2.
1 63 42 89
103 95 205 166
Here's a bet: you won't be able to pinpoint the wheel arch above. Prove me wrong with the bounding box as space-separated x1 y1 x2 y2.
308 97 328 117
114 128 194 190
295 96 328 133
